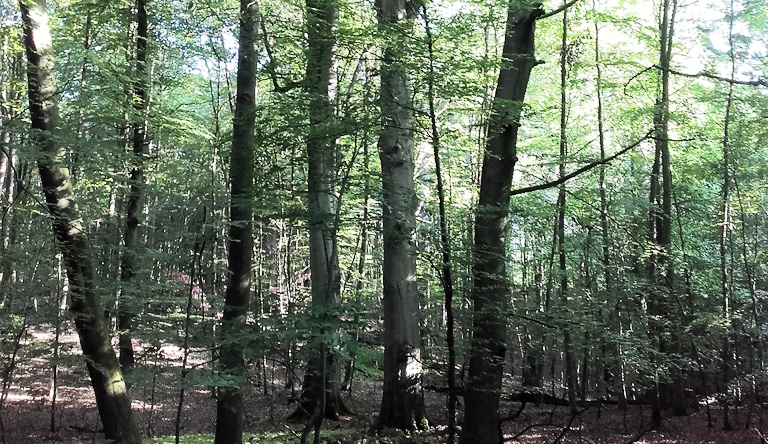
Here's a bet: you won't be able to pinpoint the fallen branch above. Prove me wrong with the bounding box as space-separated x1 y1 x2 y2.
625 424 656 444
500 402 527 423
551 407 589 444
507 423 561 441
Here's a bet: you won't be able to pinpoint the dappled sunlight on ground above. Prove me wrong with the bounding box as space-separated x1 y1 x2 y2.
3 327 767 443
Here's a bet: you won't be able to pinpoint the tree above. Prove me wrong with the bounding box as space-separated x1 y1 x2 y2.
374 0 427 432
461 4 544 444
19 1 141 442
556 2 578 417
288 0 352 423
214 0 258 443
119 0 150 373
647 0 685 425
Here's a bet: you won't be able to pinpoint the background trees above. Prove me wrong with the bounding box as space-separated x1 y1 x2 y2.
1 0 768 442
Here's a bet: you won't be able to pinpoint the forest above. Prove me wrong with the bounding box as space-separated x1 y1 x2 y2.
0 0 767 442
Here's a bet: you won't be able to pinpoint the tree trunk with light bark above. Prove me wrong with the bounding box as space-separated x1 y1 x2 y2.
288 0 351 422
374 0 427 432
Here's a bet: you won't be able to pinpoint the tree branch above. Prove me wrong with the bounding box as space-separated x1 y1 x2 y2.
260 19 303 94
538 0 581 20
653 64 768 88
510 130 653 197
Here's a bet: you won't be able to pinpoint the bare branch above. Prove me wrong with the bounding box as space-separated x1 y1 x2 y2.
653 64 768 88
509 130 654 197
539 0 581 20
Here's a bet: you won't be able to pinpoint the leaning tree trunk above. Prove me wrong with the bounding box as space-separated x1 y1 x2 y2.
19 1 141 443
460 4 543 444
289 0 350 422
214 1 257 443
119 0 150 373
374 0 427 432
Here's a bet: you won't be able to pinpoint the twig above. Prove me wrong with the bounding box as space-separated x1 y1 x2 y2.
507 423 561 441
625 424 656 444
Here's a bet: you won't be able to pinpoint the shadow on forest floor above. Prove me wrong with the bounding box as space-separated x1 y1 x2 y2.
1 329 766 443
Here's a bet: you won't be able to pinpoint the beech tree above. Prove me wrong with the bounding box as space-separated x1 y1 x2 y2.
461 3 544 444
214 1 258 443
19 0 141 442
374 0 427 432
2 0 768 442
289 0 353 427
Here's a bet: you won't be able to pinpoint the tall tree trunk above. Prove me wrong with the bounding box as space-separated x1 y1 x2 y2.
718 0 737 430
557 4 578 417
19 1 141 442
289 0 350 422
593 2 623 407
214 1 258 443
119 0 150 373
460 4 543 444
423 5 457 442
655 0 686 419
374 0 427 432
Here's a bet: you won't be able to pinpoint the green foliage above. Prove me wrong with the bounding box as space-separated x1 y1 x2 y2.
353 344 384 380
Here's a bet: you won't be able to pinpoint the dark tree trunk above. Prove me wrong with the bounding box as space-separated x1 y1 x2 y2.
654 0 686 420
214 1 258 443
460 5 543 444
423 6 457 442
119 0 150 373
19 1 141 442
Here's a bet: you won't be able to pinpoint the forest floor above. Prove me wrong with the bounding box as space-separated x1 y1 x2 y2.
1 328 765 443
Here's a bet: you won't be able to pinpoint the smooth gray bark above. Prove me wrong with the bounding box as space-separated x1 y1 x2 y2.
374 0 427 432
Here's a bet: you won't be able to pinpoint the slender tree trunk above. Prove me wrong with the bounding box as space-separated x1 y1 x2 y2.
655 0 686 418
374 0 427 432
593 4 623 407
557 4 578 417
214 1 258 443
119 0 150 373
718 0 736 430
343 139 370 391
19 2 141 442
460 5 544 444
423 6 457 442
